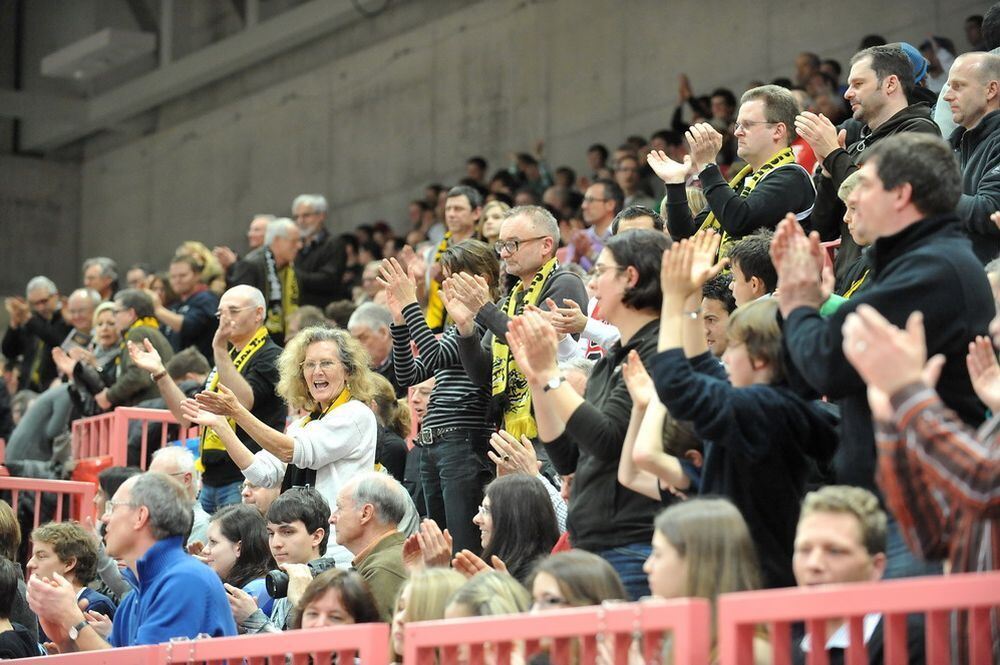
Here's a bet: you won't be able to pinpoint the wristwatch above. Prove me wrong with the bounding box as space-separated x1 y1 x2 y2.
543 376 566 392
68 619 90 641
684 308 702 319
150 369 168 382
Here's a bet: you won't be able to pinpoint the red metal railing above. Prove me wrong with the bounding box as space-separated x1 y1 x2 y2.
0 476 96 529
71 407 199 469
717 570 1000 665
404 598 712 665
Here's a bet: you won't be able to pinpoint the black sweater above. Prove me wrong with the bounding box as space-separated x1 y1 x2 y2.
650 349 838 589
783 213 994 496
545 320 662 552
952 109 1000 263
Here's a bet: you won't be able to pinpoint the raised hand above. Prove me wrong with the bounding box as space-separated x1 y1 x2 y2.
51 347 78 377
416 519 453 567
506 310 560 387
441 278 476 335
647 149 692 185
622 350 658 409
448 273 492 313
195 383 242 418
377 257 418 313
212 246 238 271
547 297 588 336
488 430 541 476
180 397 228 430
842 306 939 398
794 112 842 160
127 338 166 375
967 336 1000 412
685 122 724 171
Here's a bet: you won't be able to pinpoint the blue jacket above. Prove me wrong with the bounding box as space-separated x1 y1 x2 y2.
110 536 236 647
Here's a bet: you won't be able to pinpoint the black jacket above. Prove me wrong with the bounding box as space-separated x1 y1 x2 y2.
295 229 350 308
952 109 1000 263
650 349 839 589
2 310 72 391
545 320 662 552
782 213 994 496
812 103 939 280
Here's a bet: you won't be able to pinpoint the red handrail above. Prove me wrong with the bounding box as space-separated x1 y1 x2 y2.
71 407 199 469
0 476 96 528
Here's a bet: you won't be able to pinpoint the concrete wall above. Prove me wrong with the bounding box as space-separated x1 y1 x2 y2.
10 0 997 279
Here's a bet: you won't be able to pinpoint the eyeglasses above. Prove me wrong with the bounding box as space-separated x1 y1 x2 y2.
494 236 546 255
591 264 626 278
104 499 136 517
215 305 255 318
734 120 777 132
293 211 321 219
28 296 54 307
301 360 339 373
476 504 491 517
582 196 609 204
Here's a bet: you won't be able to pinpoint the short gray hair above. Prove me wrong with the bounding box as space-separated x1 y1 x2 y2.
129 473 193 540
348 302 393 333
265 218 298 246
506 205 561 248
151 445 197 474
69 288 102 307
559 358 595 378
351 472 408 526
25 276 58 298
83 257 118 281
292 194 328 214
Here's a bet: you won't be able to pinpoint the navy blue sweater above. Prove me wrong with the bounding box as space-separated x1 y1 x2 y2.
650 349 838 589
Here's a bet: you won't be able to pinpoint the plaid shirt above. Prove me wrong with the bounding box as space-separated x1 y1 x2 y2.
874 383 1000 574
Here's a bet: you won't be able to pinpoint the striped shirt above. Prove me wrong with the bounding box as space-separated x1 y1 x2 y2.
875 383 1000 574
391 303 492 433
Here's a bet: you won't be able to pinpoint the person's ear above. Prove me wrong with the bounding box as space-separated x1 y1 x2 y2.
683 450 704 469
625 265 640 289
748 275 766 297
63 556 78 577
870 552 887 581
310 527 326 549
135 505 151 531
359 503 376 525
234 541 242 559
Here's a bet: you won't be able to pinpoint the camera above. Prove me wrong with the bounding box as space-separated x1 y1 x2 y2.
265 557 338 598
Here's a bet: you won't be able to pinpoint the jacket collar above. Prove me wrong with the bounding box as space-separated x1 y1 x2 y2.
868 213 961 274
134 536 186 589
949 109 1000 148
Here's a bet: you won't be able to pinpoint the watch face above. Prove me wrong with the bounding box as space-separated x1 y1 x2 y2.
69 625 79 640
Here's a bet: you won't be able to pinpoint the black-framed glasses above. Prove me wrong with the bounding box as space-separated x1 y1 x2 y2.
494 236 546 255
734 120 777 132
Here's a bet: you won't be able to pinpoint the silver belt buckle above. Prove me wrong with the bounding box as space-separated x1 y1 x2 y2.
419 429 433 446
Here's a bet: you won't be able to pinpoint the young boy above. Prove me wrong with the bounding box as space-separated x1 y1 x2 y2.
649 231 839 588
27 521 116 638
728 230 776 306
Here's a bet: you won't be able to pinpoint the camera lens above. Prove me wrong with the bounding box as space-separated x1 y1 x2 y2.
265 570 289 598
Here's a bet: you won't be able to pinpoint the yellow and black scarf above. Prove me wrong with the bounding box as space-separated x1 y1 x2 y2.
197 326 269 471
424 232 451 331
281 387 352 491
263 247 299 338
491 257 558 439
699 147 799 256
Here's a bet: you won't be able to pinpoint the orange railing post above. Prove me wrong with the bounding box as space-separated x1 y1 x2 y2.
0 476 96 529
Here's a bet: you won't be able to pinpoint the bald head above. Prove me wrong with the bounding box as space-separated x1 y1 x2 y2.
945 51 1000 128
66 288 100 333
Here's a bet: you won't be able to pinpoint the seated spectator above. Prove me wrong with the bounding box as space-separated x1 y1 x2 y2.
92 467 142 601
444 571 531 619
100 289 174 410
291 194 351 308
610 205 665 235
558 357 594 396
479 200 511 246
182 325 377 561
701 273 735 357
125 263 153 290
286 305 328 342
288 569 381 629
27 473 236 650
646 498 769 662
240 478 281 516
505 229 668 599
330 472 410 621
728 230 777 306
27 522 116 641
82 257 118 302
568 180 624 269
148 446 210 546
390 568 466 663
528 550 628 610
651 233 838 588
3 275 70 392
0 499 38 646
615 155 659 210
0 558 39 658
370 373 409 482
791 485 924 664
175 241 226 295
154 254 220 362
230 487 334 633
324 299 357 329
200 504 276 618
454 474 559 586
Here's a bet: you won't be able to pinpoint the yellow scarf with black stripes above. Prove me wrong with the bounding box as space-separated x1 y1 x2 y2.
424 232 451 331
491 257 558 439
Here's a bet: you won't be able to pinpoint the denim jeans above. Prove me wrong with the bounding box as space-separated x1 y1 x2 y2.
595 542 652 601
419 429 494 554
883 513 942 579
199 480 244 515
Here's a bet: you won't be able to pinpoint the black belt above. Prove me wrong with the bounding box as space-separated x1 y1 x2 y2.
415 426 464 447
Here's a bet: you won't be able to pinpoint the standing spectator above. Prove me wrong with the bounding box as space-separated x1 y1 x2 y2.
774 133 993 578
701 273 735 358
27 473 237 650
82 257 118 302
154 254 220 361
424 186 482 333
229 218 302 346
292 194 350 308
128 285 283 514
213 215 273 278
614 155 658 210
3 276 70 392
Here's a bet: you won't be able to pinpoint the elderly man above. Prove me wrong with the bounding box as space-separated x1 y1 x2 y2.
791 485 924 664
943 51 1000 262
213 214 274 275
330 472 409 621
424 185 482 333
291 194 350 308
348 302 404 397
148 446 210 545
129 285 284 513
153 254 220 361
774 133 993 578
229 218 301 346
3 276 71 392
82 257 118 302
26 473 236 651
652 84 816 256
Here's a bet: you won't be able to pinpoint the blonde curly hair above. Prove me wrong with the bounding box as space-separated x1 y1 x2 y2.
276 326 375 411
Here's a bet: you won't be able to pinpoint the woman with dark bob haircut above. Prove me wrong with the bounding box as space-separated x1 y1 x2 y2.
505 228 670 600
290 568 381 629
201 504 276 616
472 475 559 584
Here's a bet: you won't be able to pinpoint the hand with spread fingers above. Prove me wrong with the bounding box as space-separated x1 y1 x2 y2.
546 297 588 336
195 383 242 419
447 272 492 314
647 149 693 186
127 337 166 375
622 350 658 409
488 430 541 476
966 335 1000 413
794 112 845 160
441 277 477 336
685 122 724 171
377 257 418 324
506 310 560 388
451 550 508 578
180 397 228 430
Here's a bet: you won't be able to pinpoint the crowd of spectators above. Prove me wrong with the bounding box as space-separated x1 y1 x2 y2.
1 10 998 663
